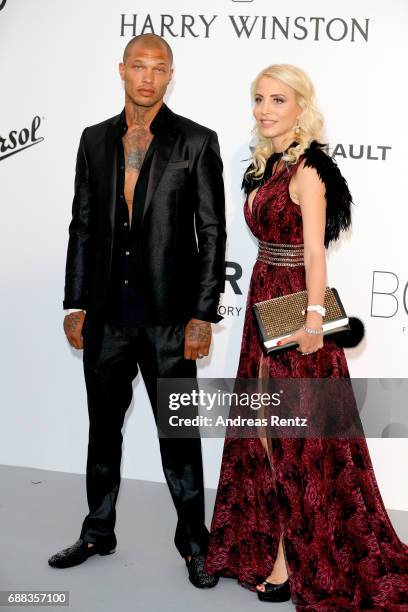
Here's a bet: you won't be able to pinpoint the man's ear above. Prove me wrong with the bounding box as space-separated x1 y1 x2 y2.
119 62 125 81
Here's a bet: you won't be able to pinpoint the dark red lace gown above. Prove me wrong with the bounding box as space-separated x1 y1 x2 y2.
204 160 408 611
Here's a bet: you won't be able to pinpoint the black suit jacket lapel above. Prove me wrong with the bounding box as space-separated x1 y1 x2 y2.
142 119 177 224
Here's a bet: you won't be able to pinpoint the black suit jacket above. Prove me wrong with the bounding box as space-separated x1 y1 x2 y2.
63 104 226 325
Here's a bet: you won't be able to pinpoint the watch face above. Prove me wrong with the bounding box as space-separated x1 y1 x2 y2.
308 305 325 315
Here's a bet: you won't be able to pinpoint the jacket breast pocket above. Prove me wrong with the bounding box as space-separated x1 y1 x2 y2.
167 160 190 170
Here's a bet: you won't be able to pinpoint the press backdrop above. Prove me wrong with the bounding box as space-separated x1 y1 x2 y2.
1 0 407 510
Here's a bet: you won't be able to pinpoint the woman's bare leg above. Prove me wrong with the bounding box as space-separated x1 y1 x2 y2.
257 435 289 591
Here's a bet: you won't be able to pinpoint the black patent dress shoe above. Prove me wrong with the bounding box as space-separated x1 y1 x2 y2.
48 538 116 569
256 578 291 602
185 554 219 588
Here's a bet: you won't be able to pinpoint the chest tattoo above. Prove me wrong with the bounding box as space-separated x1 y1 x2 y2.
123 127 153 171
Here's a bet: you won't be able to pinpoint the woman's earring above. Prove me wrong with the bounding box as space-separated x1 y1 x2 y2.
294 122 301 135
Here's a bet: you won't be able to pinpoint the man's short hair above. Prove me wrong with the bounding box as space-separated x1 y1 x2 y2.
123 34 173 66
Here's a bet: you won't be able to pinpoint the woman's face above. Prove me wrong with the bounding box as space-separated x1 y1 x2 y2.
253 76 301 150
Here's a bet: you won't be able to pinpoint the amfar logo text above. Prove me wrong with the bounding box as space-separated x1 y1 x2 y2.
0 116 44 162
0 1 7 11
120 14 369 42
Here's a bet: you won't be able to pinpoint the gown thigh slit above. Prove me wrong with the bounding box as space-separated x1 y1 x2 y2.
257 350 292 582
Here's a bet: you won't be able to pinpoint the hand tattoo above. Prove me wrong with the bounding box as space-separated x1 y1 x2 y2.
186 322 211 343
64 313 82 334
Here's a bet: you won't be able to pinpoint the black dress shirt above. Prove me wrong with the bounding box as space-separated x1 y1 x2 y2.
104 105 166 326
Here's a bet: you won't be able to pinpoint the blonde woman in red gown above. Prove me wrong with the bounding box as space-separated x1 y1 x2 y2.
204 65 408 610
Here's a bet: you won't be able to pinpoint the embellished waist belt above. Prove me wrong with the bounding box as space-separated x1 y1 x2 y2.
257 240 304 267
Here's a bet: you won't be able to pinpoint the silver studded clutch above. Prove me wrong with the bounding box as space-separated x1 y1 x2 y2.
252 287 350 354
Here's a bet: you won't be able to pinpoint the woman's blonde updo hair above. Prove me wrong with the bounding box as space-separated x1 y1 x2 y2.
249 64 324 178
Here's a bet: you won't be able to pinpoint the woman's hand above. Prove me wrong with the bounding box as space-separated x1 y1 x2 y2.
277 313 324 355
277 327 323 355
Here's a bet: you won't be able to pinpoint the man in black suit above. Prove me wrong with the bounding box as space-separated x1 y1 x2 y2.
48 34 226 588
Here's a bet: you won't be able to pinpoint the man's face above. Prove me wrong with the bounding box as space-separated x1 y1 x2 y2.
119 42 173 108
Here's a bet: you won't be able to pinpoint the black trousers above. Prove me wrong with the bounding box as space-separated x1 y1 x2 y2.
79 321 210 558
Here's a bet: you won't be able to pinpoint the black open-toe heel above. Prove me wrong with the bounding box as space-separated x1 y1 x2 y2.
256 578 291 602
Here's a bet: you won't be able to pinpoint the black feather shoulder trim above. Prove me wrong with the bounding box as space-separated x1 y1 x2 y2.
241 153 275 197
302 141 353 247
241 141 353 248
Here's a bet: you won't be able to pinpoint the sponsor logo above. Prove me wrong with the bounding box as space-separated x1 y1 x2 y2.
0 1 7 11
0 116 44 161
218 261 244 317
326 144 391 161
120 14 218 38
217 304 243 318
371 271 408 318
120 14 369 42
225 261 243 296
228 16 369 41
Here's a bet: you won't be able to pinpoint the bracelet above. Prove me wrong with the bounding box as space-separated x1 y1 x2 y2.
302 325 323 335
